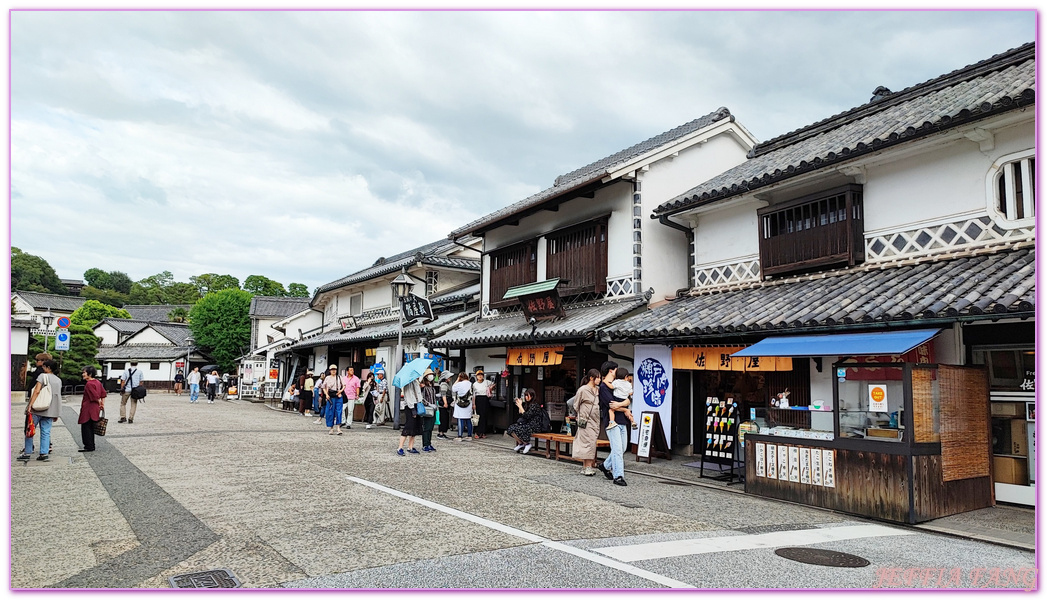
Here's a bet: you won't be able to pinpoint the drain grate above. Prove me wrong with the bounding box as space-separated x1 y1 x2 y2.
774 547 870 568
169 569 242 588
657 480 694 486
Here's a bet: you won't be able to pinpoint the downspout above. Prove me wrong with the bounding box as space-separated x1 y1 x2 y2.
657 213 695 293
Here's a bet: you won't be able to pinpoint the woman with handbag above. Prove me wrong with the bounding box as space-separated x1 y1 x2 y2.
471 369 493 439
361 372 376 428
397 376 424 456
451 372 474 441
436 371 454 439
78 366 106 452
505 388 545 454
320 364 346 435
419 368 439 452
571 369 603 475
19 359 62 462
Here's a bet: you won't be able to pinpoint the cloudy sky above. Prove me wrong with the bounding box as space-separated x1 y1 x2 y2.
9 9 1035 293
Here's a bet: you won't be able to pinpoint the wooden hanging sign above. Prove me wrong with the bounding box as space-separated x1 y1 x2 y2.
636 411 672 463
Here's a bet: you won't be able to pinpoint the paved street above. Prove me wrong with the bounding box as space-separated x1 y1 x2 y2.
11 392 1036 590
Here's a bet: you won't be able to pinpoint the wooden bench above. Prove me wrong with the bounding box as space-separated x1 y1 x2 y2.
530 432 610 463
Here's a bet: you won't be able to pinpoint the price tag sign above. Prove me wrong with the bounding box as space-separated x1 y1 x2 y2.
55 330 71 351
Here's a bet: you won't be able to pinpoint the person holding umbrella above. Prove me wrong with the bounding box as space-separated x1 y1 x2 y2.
392 357 435 456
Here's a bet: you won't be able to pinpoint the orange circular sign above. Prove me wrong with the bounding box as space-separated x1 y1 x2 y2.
871 387 886 402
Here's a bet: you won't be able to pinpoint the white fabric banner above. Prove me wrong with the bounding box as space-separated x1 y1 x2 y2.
631 344 673 446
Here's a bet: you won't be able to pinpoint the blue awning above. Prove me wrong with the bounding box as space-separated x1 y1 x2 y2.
732 329 940 358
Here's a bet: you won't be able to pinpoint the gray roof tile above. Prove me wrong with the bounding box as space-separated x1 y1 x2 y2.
431 296 648 348
315 239 479 295
123 305 193 322
13 291 86 312
450 107 735 238
599 247 1034 342
286 308 476 351
96 345 195 361
656 43 1035 216
249 296 311 318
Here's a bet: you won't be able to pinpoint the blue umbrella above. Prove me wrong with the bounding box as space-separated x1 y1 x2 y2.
392 357 436 389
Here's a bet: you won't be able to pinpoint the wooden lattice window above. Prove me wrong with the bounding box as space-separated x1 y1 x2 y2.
545 217 608 295
489 241 537 309
758 184 864 278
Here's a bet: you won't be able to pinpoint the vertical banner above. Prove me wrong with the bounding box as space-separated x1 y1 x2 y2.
788 447 800 483
777 445 789 480
766 444 778 479
632 345 673 446
755 442 766 477
799 448 811 484
812 448 823 486
822 449 836 488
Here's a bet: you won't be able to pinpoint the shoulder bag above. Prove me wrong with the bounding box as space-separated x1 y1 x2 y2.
94 409 108 436
32 376 53 412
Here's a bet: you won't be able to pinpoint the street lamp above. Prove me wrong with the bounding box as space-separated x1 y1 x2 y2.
40 308 54 354
390 268 415 428
184 334 194 376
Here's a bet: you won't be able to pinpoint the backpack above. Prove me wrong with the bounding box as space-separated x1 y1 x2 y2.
539 406 552 433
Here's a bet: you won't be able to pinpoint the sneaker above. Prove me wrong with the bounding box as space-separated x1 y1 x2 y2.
36 454 50 462
422 446 433 452
613 476 627 487
397 448 405 456
16 453 31 461
118 418 127 423
366 425 373 429
522 444 532 454
582 467 596 476
606 423 617 431
408 448 420 454
428 445 436 452
455 437 463 442
513 444 525 452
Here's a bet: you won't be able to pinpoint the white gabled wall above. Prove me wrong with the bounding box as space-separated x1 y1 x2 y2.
124 327 175 345
93 323 121 346
692 200 762 268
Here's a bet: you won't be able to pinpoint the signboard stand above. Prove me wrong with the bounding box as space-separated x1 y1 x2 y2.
635 411 671 463
699 396 742 483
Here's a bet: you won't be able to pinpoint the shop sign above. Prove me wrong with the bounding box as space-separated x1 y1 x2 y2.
506 346 564 366
269 369 279 380
753 443 836 488
399 293 433 322
637 413 655 458
519 291 565 321
868 383 888 411
672 347 793 372
842 343 935 380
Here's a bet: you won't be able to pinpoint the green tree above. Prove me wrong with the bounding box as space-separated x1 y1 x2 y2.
28 324 101 382
189 273 240 296
189 289 252 372
287 283 310 297
243 275 287 296
128 282 164 305
167 307 190 323
70 299 132 328
107 271 133 294
11 247 67 295
83 268 111 290
164 282 201 305
80 286 130 307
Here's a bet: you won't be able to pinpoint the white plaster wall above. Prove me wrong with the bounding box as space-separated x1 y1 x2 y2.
934 325 963 366
124 328 175 345
691 200 762 268
465 347 506 375
93 324 121 346
361 281 395 311
481 255 491 307
12 297 34 318
283 310 323 338
810 357 837 411
12 328 29 354
253 317 282 349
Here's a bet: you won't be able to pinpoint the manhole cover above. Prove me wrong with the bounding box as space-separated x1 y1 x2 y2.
774 548 870 568
657 480 693 486
169 569 242 588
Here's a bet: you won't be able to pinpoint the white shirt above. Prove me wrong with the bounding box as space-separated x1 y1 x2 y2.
472 379 492 397
187 371 201 385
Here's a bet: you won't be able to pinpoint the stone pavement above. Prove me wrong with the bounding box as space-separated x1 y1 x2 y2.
10 391 1035 589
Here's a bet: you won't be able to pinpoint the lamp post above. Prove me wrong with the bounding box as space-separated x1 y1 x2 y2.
40 308 54 354
390 268 415 428
184 335 194 381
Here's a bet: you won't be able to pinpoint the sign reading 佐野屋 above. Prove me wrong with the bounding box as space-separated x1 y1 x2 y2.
671 347 792 372
506 347 564 367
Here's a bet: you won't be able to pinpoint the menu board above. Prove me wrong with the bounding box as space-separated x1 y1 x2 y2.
751 443 836 489
702 396 740 465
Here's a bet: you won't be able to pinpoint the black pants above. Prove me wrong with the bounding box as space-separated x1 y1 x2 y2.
299 390 313 414
421 414 435 447
81 420 97 451
437 405 451 433
207 383 217 400
363 396 374 423
475 395 491 435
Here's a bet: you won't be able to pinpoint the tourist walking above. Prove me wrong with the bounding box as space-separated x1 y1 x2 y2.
419 369 438 452
596 361 629 486
173 369 185 395
436 371 454 439
321 364 345 435
342 367 361 427
78 366 106 453
571 369 602 475
298 370 314 416
371 371 389 425
361 372 376 428
397 377 423 456
471 369 494 439
25 352 50 402
187 367 201 403
20 359 62 461
451 372 474 441
205 370 219 402
118 361 144 424
505 388 545 454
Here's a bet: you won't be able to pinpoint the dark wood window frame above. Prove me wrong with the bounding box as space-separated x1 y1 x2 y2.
758 184 864 278
545 216 609 296
488 239 538 310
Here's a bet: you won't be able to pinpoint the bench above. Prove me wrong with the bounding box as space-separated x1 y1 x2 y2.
530 432 610 463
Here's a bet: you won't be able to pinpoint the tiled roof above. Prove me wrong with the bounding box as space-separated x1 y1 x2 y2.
95 318 150 335
11 318 37 329
149 323 192 346
285 308 476 351
656 43 1035 216
96 345 196 361
599 247 1034 342
429 283 481 304
13 291 87 312
431 296 649 348
250 296 312 318
123 305 193 322
315 239 478 295
450 107 735 238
